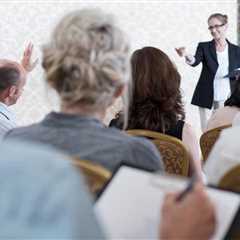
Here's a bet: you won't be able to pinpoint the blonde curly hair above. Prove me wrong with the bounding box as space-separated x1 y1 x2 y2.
42 8 130 114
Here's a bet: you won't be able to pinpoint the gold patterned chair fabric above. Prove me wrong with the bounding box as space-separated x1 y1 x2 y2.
218 165 240 239
200 124 231 162
218 165 240 193
220 165 240 239
71 158 111 196
126 129 190 176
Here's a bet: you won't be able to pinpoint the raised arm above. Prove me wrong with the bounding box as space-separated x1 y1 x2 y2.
21 42 38 73
175 43 203 67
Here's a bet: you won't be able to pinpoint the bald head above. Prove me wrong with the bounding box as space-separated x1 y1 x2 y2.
0 59 26 78
0 59 27 106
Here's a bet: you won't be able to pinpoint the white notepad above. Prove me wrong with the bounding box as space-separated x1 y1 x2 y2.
95 166 240 239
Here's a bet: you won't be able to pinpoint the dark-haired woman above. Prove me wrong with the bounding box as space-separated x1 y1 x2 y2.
110 46 202 177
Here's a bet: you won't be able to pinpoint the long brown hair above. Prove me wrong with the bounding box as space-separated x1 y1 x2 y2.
127 46 185 133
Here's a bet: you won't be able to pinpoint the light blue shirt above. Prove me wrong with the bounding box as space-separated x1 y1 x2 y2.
0 102 16 137
0 140 104 238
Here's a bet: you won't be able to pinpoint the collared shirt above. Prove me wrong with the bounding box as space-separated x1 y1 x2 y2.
5 111 163 172
0 102 17 137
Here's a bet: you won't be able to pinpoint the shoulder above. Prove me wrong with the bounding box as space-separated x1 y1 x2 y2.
109 128 159 155
114 130 163 170
98 127 163 171
4 124 41 140
182 122 197 140
198 41 212 47
228 41 240 52
127 135 164 170
205 109 222 131
206 107 237 131
228 41 239 48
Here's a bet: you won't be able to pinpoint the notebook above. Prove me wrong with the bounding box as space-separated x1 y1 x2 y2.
95 166 240 239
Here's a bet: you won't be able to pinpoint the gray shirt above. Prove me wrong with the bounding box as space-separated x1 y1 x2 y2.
5 112 163 172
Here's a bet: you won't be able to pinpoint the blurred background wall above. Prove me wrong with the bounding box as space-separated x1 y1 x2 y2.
0 0 237 137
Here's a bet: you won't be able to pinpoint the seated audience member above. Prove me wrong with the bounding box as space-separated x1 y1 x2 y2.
204 125 240 185
1 140 215 239
206 77 240 131
0 43 37 137
110 47 202 177
5 9 163 173
0 140 104 238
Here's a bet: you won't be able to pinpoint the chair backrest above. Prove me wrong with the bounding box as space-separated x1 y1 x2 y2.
71 158 111 196
218 165 240 193
218 165 240 239
200 124 231 162
126 129 190 176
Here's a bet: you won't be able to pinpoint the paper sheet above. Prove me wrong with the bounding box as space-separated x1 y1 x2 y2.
95 166 240 239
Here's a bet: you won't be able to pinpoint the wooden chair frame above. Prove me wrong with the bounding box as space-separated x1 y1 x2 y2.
218 165 240 192
71 158 111 196
200 124 231 162
126 129 190 176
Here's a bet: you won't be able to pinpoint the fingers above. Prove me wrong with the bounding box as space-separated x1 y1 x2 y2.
175 47 186 55
23 42 34 58
161 184 216 240
163 192 177 205
21 42 38 72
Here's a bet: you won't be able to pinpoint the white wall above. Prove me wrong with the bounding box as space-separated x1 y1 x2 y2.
0 0 237 137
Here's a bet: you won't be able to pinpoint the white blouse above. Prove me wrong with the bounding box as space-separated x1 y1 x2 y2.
186 44 231 102
214 45 231 101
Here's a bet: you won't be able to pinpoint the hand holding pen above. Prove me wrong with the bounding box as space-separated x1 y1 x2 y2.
160 182 216 240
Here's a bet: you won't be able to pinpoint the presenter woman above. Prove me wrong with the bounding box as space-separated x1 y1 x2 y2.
176 13 240 131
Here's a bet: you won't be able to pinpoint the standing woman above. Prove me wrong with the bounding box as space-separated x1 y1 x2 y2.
176 13 240 131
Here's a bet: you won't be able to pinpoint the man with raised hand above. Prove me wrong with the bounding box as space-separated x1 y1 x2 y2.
0 43 37 136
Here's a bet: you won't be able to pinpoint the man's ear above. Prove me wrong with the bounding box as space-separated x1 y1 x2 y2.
114 85 125 99
8 85 18 98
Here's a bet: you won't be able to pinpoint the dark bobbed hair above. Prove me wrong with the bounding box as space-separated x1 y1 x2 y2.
127 46 185 133
224 77 240 108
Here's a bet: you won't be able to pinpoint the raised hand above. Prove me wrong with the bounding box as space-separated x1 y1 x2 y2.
175 47 186 57
21 42 38 72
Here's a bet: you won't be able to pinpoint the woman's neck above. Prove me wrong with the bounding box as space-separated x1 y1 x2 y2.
61 103 106 122
215 38 227 52
215 38 227 47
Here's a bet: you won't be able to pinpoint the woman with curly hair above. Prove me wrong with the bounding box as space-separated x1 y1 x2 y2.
110 47 202 176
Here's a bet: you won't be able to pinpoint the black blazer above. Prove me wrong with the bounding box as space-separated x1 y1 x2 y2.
190 40 240 109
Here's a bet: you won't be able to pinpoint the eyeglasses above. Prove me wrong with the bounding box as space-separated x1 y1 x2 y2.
208 23 225 30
